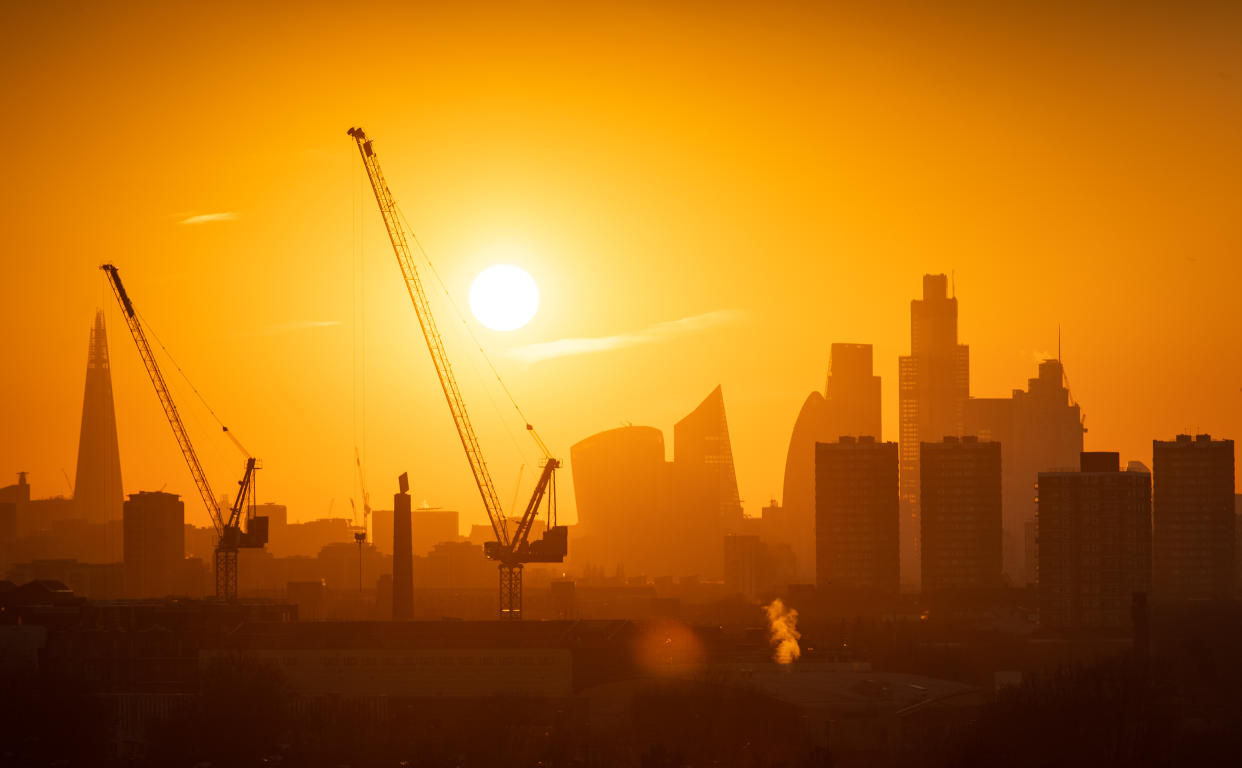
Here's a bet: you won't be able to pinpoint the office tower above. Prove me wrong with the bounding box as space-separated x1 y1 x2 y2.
781 343 882 581
1153 434 1236 602
899 274 970 590
392 474 413 620
1236 495 1242 595
570 387 742 580
825 343 882 439
1037 453 1152 631
73 310 124 524
723 534 763 600
250 502 286 554
411 507 459 554
0 502 14 542
920 436 1002 595
966 358 1084 584
815 436 900 599
123 491 185 598
570 425 666 575
674 385 743 530
372 507 394 555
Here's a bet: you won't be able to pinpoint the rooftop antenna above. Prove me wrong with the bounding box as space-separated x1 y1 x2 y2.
1058 325 1062 363
951 270 956 299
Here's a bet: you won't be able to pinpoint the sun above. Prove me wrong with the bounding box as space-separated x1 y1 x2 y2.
469 264 539 331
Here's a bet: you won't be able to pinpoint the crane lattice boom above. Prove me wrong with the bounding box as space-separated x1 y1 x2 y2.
347 127 510 547
102 264 224 536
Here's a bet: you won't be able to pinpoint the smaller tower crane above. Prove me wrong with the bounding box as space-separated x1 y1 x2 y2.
102 264 268 600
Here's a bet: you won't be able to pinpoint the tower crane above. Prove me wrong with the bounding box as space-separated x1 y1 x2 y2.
101 264 268 600
347 126 566 620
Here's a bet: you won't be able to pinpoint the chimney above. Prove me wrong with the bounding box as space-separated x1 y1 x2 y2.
392 472 413 620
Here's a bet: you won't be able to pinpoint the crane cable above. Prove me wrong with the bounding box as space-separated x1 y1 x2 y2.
133 307 249 467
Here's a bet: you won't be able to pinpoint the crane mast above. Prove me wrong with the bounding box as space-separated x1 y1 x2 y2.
348 127 565 619
102 264 266 600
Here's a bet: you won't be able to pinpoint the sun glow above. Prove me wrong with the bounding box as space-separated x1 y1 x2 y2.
469 264 539 331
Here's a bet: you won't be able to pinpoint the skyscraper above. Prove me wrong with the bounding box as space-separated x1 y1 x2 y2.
1153 434 1235 603
570 387 743 579
123 491 185 598
74 310 124 524
570 425 666 575
965 358 1084 583
671 385 743 579
825 343 882 439
1037 453 1152 631
899 274 969 590
781 343 881 581
920 436 1002 595
673 385 743 529
815 436 900 600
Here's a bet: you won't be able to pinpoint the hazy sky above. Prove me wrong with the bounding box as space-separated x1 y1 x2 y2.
3 1 1240 531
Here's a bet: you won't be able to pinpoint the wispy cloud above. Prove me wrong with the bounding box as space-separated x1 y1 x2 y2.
263 320 343 335
180 212 238 225
509 310 743 363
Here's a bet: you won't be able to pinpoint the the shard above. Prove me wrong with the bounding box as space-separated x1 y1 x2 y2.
73 310 124 523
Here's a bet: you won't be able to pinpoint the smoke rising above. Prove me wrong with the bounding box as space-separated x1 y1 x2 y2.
763 599 801 665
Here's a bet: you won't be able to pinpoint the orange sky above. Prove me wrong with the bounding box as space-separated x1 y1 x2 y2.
2 1 1240 531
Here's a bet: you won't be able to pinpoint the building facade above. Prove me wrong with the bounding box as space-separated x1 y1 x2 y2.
1037 453 1152 631
899 274 969 590
781 343 882 582
74 310 124 525
815 437 900 599
123 491 185 598
571 387 744 580
919 436 1002 595
965 358 1084 585
1152 434 1235 603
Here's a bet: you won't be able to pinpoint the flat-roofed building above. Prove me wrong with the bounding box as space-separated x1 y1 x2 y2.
1037 453 1151 631
920 436 1002 595
1153 434 1235 602
815 437 899 599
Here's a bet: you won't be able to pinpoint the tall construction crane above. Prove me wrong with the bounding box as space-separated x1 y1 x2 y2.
348 126 566 620
102 264 268 600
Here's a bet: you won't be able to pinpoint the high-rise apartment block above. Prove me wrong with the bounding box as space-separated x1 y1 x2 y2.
1037 453 1152 631
815 436 900 599
899 274 969 589
123 491 185 598
1153 434 1235 603
920 436 1002 594
966 358 1084 584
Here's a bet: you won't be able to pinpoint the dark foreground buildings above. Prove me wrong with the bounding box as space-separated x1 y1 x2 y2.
815 437 900 602
1037 453 1152 631
1152 434 1235 603
919 436 1002 597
